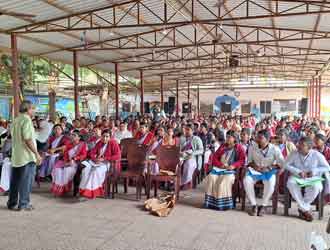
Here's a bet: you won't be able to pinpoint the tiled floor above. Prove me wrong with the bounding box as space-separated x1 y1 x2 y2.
0 183 329 250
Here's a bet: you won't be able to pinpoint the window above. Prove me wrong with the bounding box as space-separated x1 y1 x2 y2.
241 101 251 113
260 101 272 114
273 99 296 112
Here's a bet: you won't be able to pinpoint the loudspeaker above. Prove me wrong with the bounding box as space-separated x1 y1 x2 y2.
229 55 239 67
164 102 169 113
168 97 175 114
182 102 191 113
168 96 175 105
122 102 131 112
300 98 308 114
144 102 150 113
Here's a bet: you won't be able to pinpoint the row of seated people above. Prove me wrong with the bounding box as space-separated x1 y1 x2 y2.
0 121 201 200
1 114 330 222
204 128 330 222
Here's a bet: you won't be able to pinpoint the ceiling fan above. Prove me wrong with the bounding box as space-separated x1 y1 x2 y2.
0 10 36 19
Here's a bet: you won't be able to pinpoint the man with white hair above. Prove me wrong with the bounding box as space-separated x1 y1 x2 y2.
286 136 330 222
7 100 42 211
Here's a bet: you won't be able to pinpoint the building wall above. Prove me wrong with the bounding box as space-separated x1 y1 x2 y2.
144 88 306 115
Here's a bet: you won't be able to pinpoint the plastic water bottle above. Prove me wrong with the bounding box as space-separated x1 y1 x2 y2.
310 231 327 250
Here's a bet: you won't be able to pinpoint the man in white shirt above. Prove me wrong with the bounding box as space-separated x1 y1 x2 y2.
113 122 132 144
285 136 330 222
243 129 285 217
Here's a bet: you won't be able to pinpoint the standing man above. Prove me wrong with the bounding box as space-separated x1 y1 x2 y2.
7 100 41 211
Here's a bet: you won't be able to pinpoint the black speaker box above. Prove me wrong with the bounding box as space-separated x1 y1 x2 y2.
144 102 150 113
182 102 191 113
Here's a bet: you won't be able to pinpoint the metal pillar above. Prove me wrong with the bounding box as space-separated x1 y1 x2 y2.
11 34 20 117
160 75 164 110
311 78 314 118
307 81 311 117
176 80 179 116
140 70 144 115
115 63 119 120
316 77 318 118
197 85 200 116
319 76 322 119
73 51 80 119
187 81 190 104
48 90 56 122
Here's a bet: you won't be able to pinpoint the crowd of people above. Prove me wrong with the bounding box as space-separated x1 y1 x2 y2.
1 100 330 222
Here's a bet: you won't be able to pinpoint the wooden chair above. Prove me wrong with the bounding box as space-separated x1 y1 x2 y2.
232 167 244 208
73 161 84 197
104 160 120 199
240 167 280 214
192 168 201 188
120 138 138 170
148 145 181 200
112 144 148 200
283 170 324 220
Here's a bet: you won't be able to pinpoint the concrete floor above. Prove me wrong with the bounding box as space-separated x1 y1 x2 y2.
0 183 329 250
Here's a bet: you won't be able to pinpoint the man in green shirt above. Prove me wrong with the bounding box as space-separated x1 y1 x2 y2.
7 100 42 211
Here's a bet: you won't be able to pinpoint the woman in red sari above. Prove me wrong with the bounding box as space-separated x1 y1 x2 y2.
79 129 121 200
51 130 88 196
134 123 154 146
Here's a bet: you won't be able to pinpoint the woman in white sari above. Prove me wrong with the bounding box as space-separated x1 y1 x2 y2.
79 129 121 200
0 136 12 194
180 124 204 189
39 124 69 179
51 130 88 196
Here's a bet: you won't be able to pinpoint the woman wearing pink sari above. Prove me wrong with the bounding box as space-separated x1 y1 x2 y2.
51 130 87 196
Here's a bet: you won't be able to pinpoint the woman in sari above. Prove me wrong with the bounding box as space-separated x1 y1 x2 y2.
87 127 102 151
180 124 204 189
39 124 70 179
51 130 88 196
148 127 166 155
79 129 121 200
204 130 246 210
0 135 12 193
134 123 154 146
162 127 177 146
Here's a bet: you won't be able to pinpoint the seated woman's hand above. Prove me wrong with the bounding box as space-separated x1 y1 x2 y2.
226 165 235 171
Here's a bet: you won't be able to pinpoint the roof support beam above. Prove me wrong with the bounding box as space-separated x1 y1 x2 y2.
9 0 330 33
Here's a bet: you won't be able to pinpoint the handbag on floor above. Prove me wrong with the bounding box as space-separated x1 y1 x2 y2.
144 192 176 217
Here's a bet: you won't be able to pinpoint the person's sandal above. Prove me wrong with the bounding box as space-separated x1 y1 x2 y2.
298 209 313 222
248 206 257 216
257 206 265 217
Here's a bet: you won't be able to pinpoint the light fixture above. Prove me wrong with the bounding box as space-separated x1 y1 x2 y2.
257 50 262 57
108 29 114 37
214 0 225 8
162 27 168 35
80 30 87 43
